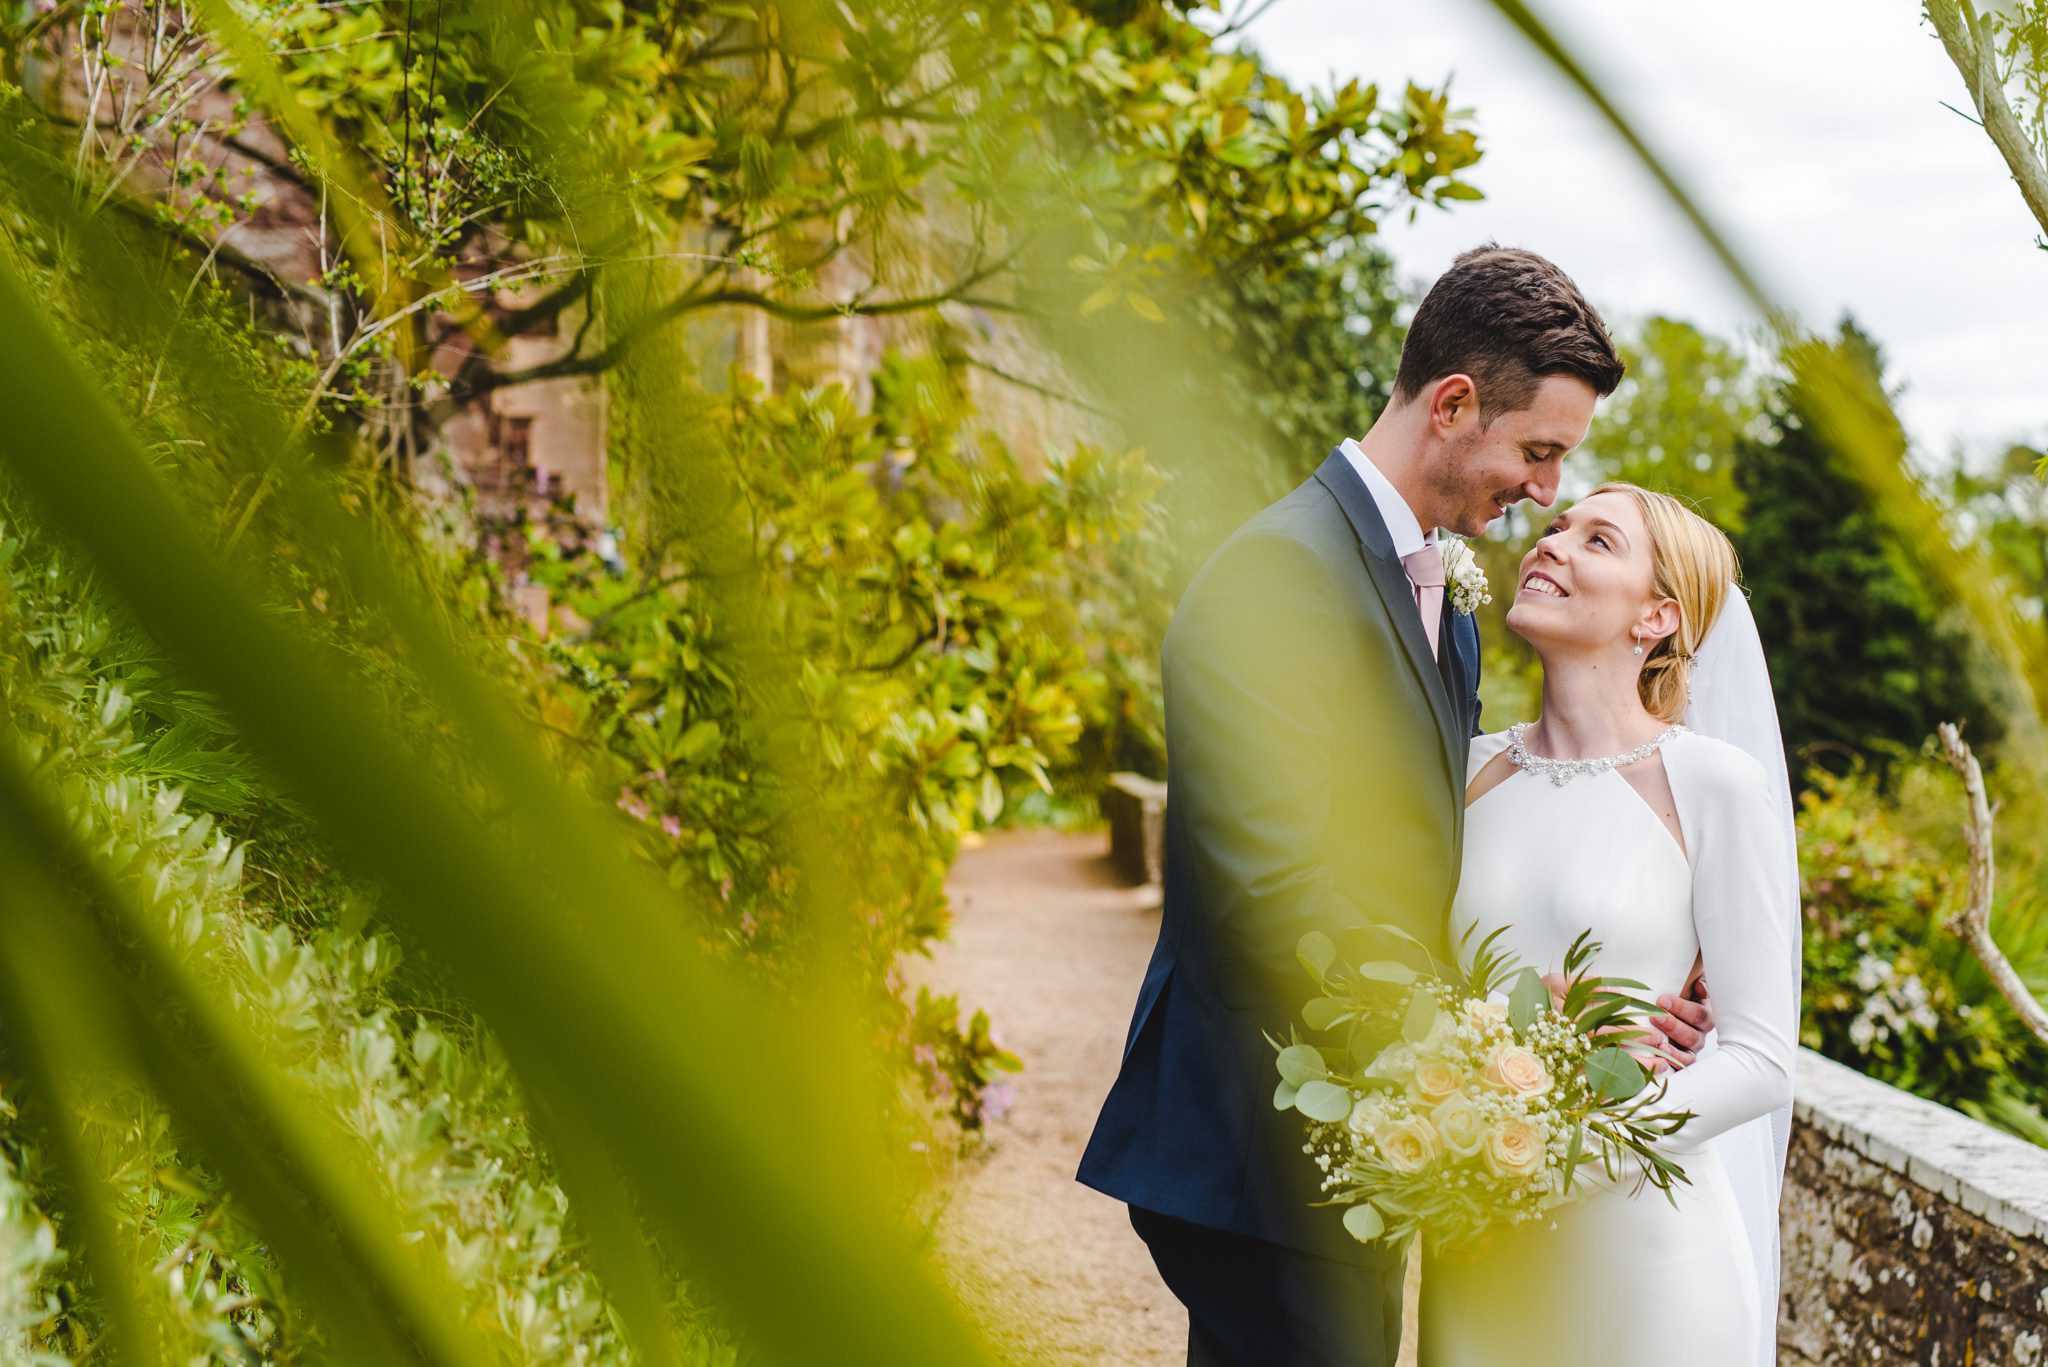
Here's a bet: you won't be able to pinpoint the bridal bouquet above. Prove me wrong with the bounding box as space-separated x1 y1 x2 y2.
1271 927 1693 1257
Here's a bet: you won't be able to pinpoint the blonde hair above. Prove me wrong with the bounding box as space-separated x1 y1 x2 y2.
1589 482 1740 723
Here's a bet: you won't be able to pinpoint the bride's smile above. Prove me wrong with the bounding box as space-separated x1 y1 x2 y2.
1504 490 1682 678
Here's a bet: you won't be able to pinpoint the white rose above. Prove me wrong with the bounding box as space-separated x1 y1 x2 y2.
1483 1116 1547 1179
1408 1056 1465 1106
1462 998 1508 1028
1482 1043 1552 1098
1375 1114 1441 1175
1430 1094 1487 1158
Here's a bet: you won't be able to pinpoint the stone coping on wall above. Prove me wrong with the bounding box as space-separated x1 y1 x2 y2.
1794 1047 2048 1244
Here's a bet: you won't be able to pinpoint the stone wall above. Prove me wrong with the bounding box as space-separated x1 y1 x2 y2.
1780 1049 2048 1365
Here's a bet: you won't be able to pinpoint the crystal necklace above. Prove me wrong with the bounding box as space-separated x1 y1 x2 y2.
1504 721 1688 788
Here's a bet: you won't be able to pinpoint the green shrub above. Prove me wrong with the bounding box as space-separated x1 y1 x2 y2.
515 357 1161 1127
0 513 743 1361
1798 757 2048 1144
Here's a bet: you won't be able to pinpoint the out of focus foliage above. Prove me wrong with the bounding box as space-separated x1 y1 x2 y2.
0 0 1477 1356
0 511 742 1360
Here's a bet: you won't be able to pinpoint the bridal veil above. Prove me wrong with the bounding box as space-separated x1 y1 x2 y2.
1684 585 1800 1367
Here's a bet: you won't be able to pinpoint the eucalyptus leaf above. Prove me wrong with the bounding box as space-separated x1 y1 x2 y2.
1275 1043 1327 1088
1586 1046 1649 1102
1273 1080 1301 1111
1296 931 1337 981
1401 991 1441 1045
1293 1079 1354 1124
1301 997 1352 1032
1342 1204 1385 1243
1354 960 1417 986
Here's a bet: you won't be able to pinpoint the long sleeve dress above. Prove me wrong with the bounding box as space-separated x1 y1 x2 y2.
1420 729 1798 1367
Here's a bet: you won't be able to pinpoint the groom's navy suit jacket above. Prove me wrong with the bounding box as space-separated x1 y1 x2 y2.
1078 449 1482 1266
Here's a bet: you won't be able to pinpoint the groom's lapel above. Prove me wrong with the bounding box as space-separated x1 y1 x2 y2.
1312 449 1462 789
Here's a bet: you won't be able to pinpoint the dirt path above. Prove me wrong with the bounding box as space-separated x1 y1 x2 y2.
926 827 1422 1365
925 829 1184 1364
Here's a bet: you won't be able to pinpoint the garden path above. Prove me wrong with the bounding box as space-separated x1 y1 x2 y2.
927 828 1421 1365
925 828 1182 1364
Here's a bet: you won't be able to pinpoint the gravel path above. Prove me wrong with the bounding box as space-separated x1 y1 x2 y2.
926 828 1420 1365
926 828 1185 1365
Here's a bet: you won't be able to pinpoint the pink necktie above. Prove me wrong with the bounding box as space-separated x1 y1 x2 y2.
1403 543 1445 660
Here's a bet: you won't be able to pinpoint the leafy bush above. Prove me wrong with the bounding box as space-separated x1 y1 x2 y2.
1797 757 2048 1144
514 357 1162 1126
0 512 742 1361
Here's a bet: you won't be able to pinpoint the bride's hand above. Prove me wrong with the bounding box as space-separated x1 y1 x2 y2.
1645 978 1714 1072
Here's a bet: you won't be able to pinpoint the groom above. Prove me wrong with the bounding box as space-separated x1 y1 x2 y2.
1078 246 1708 1364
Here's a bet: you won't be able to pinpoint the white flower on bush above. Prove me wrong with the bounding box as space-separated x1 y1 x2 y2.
1845 950 1940 1051
1441 537 1491 615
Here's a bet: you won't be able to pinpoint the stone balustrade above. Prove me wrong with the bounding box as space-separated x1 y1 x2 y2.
1780 1048 2048 1364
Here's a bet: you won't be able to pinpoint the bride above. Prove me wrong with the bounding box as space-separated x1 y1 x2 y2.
1421 482 1800 1367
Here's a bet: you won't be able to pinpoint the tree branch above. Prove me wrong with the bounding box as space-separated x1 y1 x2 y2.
1937 722 2048 1047
103 192 333 309
1927 0 2048 242
484 255 1030 393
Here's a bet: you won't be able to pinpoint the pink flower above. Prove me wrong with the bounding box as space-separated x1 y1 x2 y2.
982 1080 1017 1123
660 814 682 838
913 1044 938 1068
615 787 649 821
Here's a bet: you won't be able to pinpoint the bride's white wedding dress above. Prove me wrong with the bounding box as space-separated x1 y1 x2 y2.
1420 727 1798 1367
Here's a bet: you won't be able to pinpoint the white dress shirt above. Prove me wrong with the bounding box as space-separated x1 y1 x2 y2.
1338 438 1437 559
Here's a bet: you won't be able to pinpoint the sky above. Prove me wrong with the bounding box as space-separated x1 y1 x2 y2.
1227 0 2048 463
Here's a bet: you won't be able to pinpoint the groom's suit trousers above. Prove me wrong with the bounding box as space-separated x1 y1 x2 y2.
1130 1206 1402 1367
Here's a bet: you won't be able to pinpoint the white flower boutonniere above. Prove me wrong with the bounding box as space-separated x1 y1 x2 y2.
1441 538 1491 615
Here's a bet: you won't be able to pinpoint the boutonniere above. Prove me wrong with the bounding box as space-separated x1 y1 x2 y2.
1441 538 1491 615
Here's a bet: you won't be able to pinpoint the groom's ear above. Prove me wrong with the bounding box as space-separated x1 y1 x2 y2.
1428 374 1479 433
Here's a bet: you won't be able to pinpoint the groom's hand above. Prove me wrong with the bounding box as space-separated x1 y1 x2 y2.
1645 978 1714 1073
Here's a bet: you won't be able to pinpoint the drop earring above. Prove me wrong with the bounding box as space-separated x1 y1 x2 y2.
1632 632 1643 657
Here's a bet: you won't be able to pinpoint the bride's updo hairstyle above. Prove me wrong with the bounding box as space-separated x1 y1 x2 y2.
1591 482 1740 723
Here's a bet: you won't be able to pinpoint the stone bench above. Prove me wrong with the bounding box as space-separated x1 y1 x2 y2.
1101 772 1167 887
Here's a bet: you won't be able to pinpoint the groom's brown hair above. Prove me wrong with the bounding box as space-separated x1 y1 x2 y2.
1395 245 1623 422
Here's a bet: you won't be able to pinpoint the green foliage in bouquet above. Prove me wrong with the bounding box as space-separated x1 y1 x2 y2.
1272 928 1693 1258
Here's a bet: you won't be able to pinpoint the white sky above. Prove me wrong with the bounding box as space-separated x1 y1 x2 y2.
1230 0 2048 462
